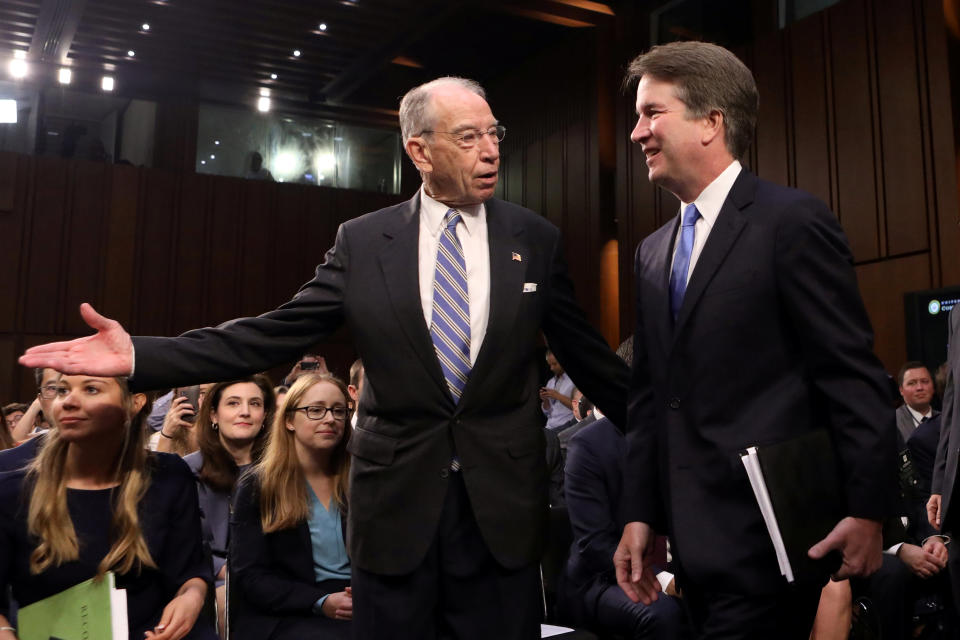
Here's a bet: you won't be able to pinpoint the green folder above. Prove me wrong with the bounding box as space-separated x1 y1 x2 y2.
17 571 127 640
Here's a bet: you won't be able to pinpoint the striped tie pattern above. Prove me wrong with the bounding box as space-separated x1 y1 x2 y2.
430 210 471 400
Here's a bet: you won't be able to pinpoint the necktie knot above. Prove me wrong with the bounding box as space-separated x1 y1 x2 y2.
682 203 699 227
444 210 462 231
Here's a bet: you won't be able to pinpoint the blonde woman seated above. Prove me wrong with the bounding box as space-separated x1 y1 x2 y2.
230 373 352 640
183 375 275 637
0 375 216 640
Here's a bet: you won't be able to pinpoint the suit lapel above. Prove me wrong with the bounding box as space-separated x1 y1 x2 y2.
671 170 755 343
459 199 526 410
378 193 449 397
650 221 678 352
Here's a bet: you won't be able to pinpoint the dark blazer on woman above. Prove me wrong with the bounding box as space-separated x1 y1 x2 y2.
229 473 348 640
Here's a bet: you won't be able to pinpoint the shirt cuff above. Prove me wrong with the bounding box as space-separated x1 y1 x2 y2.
655 571 673 592
312 595 329 616
129 344 136 378
885 542 904 555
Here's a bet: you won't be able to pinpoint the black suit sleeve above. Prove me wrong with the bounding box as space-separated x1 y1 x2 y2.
130 224 351 391
932 308 957 495
621 243 665 529
564 433 619 577
540 231 629 430
229 477 330 614
774 198 897 520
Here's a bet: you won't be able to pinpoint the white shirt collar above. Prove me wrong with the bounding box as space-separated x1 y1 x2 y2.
906 404 932 423
680 159 742 228
420 185 485 238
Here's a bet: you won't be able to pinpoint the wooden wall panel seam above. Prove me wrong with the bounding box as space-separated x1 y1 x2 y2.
912 0 937 288
784 33 797 189
13 155 32 334
822 12 839 214
866 0 888 257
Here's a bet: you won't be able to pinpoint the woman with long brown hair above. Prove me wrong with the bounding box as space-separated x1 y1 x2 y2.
229 372 352 640
183 374 274 638
0 375 216 640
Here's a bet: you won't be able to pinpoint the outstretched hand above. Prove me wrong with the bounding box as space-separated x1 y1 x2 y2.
19 303 134 376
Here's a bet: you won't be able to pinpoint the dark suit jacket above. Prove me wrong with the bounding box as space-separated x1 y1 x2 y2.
931 305 960 527
130 193 628 575
897 404 939 444
230 474 349 640
560 417 666 622
0 434 42 473
623 169 897 594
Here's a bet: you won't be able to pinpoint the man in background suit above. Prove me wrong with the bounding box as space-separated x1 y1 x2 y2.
896 361 938 443
613 41 896 638
927 304 960 613
20 77 629 639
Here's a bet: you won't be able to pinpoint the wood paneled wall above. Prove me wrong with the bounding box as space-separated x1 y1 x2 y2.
0 151 401 402
490 27 623 347
616 0 960 374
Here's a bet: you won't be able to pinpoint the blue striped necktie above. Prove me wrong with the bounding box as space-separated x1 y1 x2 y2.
430 210 471 401
669 203 700 322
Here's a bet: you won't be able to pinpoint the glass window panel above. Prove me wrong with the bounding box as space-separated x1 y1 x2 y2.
196 103 400 194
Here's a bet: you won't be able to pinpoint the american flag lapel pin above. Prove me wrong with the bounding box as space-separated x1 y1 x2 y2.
512 252 522 262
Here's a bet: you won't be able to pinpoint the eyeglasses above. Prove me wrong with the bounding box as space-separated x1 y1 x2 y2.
289 405 349 421
39 384 60 399
420 125 506 149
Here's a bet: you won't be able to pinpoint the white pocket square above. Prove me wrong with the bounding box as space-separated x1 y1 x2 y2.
523 283 537 293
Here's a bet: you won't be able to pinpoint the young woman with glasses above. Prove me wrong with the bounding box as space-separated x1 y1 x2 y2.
229 373 352 640
0 375 216 640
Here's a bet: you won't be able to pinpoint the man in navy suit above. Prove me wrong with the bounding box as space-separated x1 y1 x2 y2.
20 77 629 639
613 41 896 638
561 415 685 638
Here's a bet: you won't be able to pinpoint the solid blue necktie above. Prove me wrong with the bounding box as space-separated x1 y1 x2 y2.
669 203 700 322
430 210 471 401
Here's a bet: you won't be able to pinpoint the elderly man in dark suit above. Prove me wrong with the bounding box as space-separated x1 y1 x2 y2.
20 77 629 639
613 41 896 639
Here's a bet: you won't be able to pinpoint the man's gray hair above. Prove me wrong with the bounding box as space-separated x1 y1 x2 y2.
398 77 486 144
625 41 758 161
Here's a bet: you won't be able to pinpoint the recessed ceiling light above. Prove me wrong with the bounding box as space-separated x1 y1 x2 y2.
319 23 327 31
9 58 27 79
58 68 72 84
142 23 150 30
259 87 270 97
210 154 215 159
257 96 271 112
214 140 220 145
127 50 136 57
293 49 301 57
201 160 206 165
102 75 115 91
13 51 25 60
270 73 277 80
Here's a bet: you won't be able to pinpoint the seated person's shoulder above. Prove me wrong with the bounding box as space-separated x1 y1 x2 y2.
182 450 204 476
570 417 618 448
148 451 196 485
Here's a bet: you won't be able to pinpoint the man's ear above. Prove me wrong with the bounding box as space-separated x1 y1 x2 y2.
701 109 725 147
405 137 433 174
132 393 147 414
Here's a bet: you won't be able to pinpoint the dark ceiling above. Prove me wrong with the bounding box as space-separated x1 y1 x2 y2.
0 0 620 127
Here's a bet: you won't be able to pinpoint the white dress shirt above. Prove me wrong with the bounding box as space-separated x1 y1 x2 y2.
670 160 743 283
906 404 933 426
418 186 490 365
